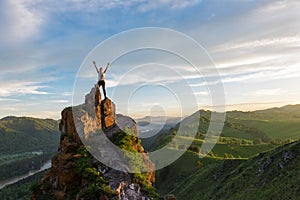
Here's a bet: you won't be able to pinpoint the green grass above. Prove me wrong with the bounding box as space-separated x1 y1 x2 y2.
224 105 300 140
220 124 258 140
156 140 300 200
153 105 300 199
211 143 274 158
230 119 300 140
160 135 275 159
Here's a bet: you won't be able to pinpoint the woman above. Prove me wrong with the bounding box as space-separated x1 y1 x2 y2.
93 61 110 99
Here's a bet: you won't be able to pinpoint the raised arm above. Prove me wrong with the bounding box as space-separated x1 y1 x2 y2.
103 62 110 73
93 61 99 73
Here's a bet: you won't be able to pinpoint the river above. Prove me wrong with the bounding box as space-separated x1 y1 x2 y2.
0 160 51 189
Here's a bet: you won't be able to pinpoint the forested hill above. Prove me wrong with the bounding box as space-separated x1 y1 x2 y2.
0 116 60 182
0 116 60 154
153 104 300 199
225 104 300 141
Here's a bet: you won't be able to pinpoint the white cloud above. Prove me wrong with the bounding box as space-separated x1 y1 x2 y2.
61 92 72 96
201 0 300 87
246 88 282 96
204 101 291 112
0 98 20 102
215 55 278 69
79 62 208 89
51 100 69 103
0 81 49 97
21 111 61 119
0 0 44 44
215 35 300 52
194 91 209 96
1 0 300 118
21 0 201 14
190 80 219 87
138 0 201 11
0 107 19 112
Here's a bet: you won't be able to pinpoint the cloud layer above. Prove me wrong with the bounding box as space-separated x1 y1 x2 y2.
0 0 299 118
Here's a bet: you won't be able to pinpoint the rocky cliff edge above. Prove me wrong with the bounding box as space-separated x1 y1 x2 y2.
31 85 157 200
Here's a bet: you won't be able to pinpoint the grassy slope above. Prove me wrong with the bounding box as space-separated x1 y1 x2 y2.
226 105 300 140
156 141 300 200
154 105 300 199
209 140 300 200
151 105 300 159
176 136 275 158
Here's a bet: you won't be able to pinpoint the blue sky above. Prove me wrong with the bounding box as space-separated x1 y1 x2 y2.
0 0 299 119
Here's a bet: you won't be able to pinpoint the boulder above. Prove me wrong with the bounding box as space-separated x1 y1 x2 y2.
101 98 116 128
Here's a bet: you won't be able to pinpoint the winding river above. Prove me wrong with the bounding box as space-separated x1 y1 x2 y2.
0 160 51 189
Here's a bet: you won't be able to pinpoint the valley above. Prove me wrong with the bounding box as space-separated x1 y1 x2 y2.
0 105 300 199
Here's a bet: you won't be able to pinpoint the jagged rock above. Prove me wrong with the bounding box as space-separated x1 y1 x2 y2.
119 183 150 200
84 86 116 129
85 85 102 126
276 151 295 169
116 114 139 136
80 112 101 139
165 194 176 200
31 86 156 200
59 107 81 144
85 85 101 111
101 98 116 129
257 157 273 175
278 162 284 169
60 136 79 153
282 151 295 162
54 191 66 200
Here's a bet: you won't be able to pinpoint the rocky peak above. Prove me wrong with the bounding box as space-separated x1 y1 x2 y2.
101 98 115 129
31 86 157 200
84 85 115 129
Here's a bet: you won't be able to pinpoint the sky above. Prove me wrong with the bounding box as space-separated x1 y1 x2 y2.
0 0 299 119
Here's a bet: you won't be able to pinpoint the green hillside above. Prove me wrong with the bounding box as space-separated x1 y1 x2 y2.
0 116 60 153
0 170 46 200
226 105 300 140
156 140 300 200
1 105 300 199
154 105 300 199
150 105 300 158
0 116 60 182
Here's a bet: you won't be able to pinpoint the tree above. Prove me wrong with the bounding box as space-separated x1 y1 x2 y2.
253 138 262 145
195 160 202 170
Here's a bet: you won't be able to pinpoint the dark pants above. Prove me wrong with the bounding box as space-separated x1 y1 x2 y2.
97 80 107 98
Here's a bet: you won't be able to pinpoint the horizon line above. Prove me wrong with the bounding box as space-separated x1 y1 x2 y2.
1 102 299 120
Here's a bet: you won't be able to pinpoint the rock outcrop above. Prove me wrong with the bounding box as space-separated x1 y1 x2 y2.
31 86 157 200
101 98 116 129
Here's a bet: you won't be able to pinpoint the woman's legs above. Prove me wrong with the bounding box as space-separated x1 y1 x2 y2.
97 80 107 98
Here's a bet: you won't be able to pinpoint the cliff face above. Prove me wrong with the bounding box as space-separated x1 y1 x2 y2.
31 86 156 200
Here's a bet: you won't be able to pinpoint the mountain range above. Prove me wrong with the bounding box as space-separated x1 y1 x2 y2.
0 104 299 199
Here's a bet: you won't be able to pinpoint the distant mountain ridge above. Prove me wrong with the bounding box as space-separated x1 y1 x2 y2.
1 104 300 199
0 116 60 154
0 116 60 184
